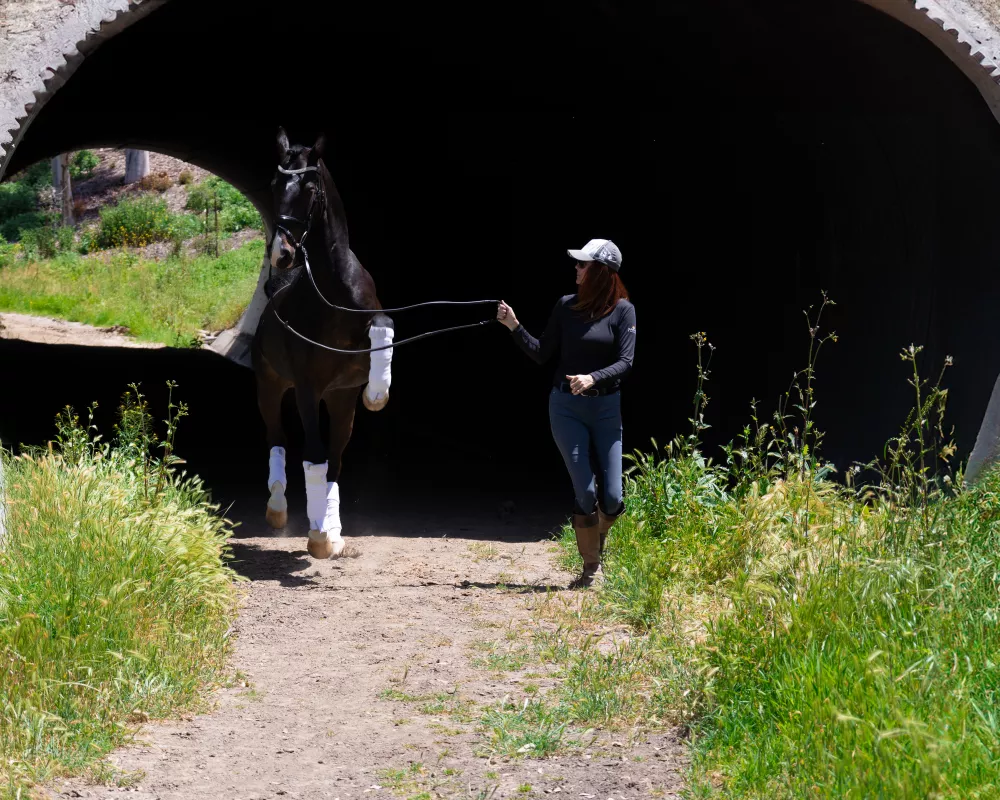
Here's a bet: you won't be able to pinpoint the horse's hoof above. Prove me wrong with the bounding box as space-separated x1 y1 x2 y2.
265 506 288 529
307 534 334 560
331 538 346 557
363 389 389 412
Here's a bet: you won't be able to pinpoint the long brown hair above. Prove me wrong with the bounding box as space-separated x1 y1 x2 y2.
572 261 629 320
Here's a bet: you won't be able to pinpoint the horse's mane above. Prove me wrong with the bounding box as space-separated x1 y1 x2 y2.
315 156 350 255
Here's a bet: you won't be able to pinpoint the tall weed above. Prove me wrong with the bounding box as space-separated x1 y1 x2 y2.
0 387 238 797
543 290 1000 797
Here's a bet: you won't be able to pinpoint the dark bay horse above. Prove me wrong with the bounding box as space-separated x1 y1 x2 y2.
252 128 394 559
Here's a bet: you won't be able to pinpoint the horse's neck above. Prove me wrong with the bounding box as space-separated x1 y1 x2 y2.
310 217 356 301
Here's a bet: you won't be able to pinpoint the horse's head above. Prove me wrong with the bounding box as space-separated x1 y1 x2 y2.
270 127 327 271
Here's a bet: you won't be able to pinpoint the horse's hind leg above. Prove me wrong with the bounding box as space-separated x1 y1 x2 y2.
363 313 394 412
256 364 291 529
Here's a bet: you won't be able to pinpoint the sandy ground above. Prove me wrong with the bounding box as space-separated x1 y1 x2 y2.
42 510 687 800
0 312 163 349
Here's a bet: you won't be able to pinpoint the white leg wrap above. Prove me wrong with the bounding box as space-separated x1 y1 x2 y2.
364 326 394 405
267 446 288 513
268 446 287 492
304 461 342 540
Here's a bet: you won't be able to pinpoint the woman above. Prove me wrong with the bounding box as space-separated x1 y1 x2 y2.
497 238 636 587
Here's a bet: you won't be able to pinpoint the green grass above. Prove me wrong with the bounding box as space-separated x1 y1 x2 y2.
0 389 238 797
478 699 573 758
682 471 1000 799
0 240 263 346
549 444 1000 798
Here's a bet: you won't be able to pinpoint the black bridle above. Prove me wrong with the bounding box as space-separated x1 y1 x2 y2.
267 163 498 355
271 164 325 264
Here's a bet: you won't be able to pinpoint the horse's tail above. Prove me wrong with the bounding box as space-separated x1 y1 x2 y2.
363 312 394 412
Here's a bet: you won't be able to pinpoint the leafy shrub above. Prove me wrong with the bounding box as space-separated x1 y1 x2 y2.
96 195 175 248
17 224 75 261
69 149 100 181
178 169 194 185
0 161 55 242
56 225 76 253
0 211 48 243
185 176 262 233
221 203 263 233
139 171 173 192
0 180 37 222
172 213 205 240
0 234 17 268
9 159 52 190
18 224 59 260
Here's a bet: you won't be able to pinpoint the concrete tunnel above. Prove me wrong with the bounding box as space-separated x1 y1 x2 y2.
4 0 1000 510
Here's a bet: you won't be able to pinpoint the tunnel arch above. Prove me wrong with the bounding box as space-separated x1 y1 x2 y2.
6 0 1000 179
4 0 1000 481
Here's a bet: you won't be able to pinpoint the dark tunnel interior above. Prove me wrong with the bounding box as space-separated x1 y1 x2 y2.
4 0 1000 521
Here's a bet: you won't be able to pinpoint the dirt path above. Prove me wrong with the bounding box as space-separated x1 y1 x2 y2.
44 508 687 800
0 313 163 349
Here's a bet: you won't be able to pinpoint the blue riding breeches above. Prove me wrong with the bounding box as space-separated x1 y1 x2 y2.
548 388 623 516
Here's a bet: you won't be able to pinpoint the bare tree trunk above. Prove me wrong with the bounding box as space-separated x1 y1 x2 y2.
57 153 73 226
124 149 150 184
51 155 62 189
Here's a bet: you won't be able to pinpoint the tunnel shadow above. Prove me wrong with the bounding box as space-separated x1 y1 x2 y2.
455 579 568 594
0 337 566 537
225 540 320 588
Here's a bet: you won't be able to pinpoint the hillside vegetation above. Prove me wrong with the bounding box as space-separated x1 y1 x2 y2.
0 150 264 346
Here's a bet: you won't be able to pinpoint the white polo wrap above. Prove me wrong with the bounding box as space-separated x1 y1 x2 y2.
303 461 342 538
365 325 394 405
268 445 287 491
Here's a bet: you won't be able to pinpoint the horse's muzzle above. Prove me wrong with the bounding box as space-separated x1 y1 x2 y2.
270 232 297 270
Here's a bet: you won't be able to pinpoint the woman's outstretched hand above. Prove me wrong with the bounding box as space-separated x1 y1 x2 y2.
566 374 596 395
497 301 519 331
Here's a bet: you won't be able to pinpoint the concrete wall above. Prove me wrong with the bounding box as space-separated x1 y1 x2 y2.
862 1 1000 120
0 0 163 173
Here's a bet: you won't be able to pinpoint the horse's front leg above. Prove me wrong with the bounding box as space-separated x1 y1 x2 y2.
363 313 394 412
295 385 338 559
320 386 363 549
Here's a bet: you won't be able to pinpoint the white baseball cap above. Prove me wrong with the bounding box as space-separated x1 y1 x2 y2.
567 238 623 272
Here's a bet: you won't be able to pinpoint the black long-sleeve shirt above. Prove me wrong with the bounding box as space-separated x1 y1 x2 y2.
510 296 636 391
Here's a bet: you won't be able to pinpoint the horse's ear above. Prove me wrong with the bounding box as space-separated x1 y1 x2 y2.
308 134 326 165
276 127 290 160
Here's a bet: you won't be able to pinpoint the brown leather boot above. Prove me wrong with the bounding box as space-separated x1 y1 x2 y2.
571 511 601 588
597 506 623 557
